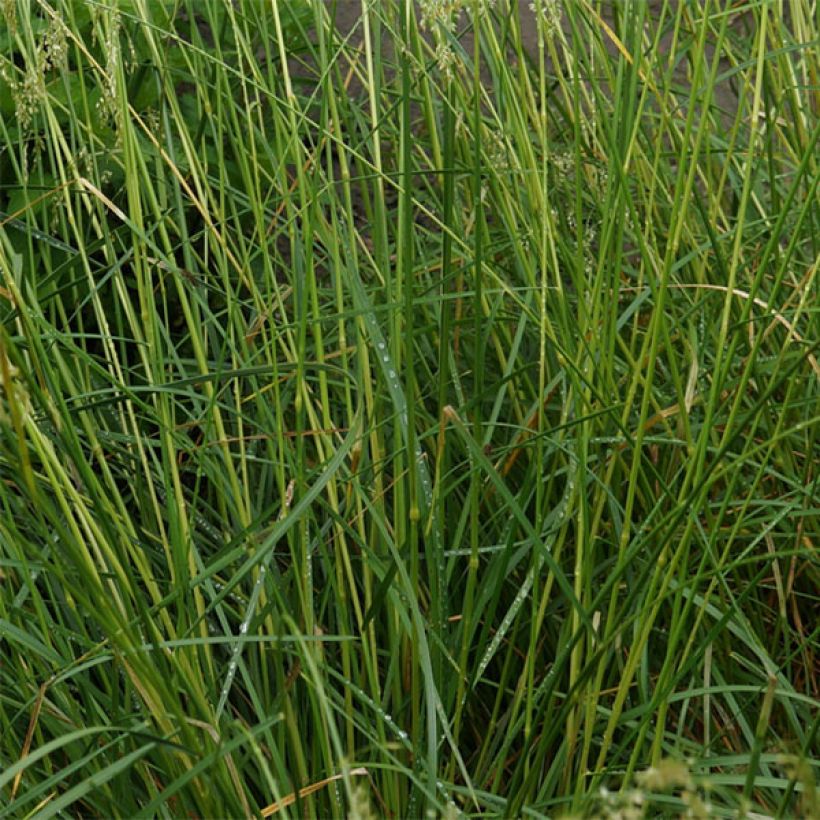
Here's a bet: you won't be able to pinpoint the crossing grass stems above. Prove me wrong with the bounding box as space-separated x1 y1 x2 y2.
0 0 818 817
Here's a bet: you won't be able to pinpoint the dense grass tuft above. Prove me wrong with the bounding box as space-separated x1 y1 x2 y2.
1 1 817 816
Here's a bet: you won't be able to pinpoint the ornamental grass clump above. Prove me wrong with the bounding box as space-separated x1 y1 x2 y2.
0 0 817 816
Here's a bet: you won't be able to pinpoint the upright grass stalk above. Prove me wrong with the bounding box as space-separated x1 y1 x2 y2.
0 1 817 816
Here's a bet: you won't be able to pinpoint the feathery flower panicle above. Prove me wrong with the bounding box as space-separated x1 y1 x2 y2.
419 0 464 31
1 10 71 134
435 42 457 80
529 0 561 37
96 12 122 131
420 0 497 31
2 0 16 33
43 15 69 72
635 758 693 792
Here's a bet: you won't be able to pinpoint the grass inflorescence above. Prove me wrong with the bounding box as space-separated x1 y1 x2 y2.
0 0 817 816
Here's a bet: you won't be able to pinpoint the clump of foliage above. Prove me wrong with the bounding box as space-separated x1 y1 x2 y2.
1 0 817 817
